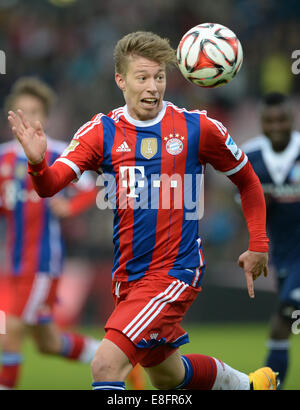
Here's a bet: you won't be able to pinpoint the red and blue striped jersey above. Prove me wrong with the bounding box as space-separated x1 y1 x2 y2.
56 101 248 287
0 138 95 277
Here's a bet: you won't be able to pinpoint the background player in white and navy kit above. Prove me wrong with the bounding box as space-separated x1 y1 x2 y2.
243 92 300 388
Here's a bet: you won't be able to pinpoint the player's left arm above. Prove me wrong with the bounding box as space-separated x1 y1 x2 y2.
199 114 269 298
229 161 269 299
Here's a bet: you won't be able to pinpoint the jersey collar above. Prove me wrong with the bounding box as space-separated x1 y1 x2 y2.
262 131 300 185
123 101 167 127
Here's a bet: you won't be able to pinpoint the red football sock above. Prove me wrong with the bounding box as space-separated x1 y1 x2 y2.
184 354 217 390
0 352 23 389
60 333 86 360
0 365 20 389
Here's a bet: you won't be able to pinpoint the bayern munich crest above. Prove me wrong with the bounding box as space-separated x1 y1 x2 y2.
164 134 184 156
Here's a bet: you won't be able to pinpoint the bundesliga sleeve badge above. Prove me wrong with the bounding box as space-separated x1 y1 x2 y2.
61 139 80 157
225 134 242 160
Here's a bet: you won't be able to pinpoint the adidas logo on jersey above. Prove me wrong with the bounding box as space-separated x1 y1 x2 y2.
116 141 131 152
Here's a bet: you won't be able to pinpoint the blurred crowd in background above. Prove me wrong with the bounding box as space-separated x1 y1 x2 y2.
0 0 299 325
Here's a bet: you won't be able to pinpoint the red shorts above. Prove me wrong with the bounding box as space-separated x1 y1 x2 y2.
0 274 59 325
104 273 200 367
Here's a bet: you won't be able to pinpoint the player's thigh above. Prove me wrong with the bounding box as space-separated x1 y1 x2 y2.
91 338 133 381
279 264 300 308
8 274 58 326
0 315 26 351
145 349 185 390
277 264 300 321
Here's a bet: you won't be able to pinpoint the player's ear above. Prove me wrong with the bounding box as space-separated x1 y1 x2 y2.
115 73 126 92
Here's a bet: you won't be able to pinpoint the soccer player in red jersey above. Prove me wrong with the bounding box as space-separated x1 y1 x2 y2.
0 77 100 389
8 33 278 390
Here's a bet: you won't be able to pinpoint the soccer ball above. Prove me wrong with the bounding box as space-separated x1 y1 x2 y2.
176 23 243 88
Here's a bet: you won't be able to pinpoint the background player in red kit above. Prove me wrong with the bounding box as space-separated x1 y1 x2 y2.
0 77 101 389
8 32 278 390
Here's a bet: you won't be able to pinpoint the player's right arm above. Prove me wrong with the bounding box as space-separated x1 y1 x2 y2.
8 110 104 197
8 109 47 165
198 113 269 298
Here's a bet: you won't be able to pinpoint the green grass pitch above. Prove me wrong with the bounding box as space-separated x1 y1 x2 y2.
14 323 300 390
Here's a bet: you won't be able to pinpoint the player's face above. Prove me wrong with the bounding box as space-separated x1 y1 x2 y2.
261 104 292 152
115 55 166 121
12 94 47 128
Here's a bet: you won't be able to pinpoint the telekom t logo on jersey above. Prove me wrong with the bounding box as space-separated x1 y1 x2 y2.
120 166 145 198
96 165 204 220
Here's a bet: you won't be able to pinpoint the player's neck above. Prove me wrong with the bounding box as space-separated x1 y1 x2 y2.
124 101 167 127
271 137 291 153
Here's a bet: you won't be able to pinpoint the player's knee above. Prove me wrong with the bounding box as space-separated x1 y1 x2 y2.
91 356 117 381
149 373 180 390
269 304 298 339
91 353 103 379
91 352 128 382
152 380 174 390
278 302 298 325
1 316 25 350
6 316 24 336
91 336 134 381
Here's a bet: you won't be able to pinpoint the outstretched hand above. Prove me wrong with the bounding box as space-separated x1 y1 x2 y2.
8 109 47 165
238 250 268 299
49 196 71 218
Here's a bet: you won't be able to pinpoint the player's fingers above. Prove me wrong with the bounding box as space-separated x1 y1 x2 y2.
245 271 255 299
254 264 268 280
9 113 26 138
8 110 17 120
34 120 43 135
10 126 19 140
8 115 16 130
17 109 30 129
8 110 16 121
8 111 21 130
238 257 244 268
8 114 22 139
253 269 261 280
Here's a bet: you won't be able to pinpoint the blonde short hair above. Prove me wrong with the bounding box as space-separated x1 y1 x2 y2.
5 76 56 115
114 31 177 75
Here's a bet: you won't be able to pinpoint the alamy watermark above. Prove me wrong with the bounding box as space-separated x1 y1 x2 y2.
291 50 300 75
95 168 205 220
0 50 6 74
0 310 6 334
291 310 300 335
